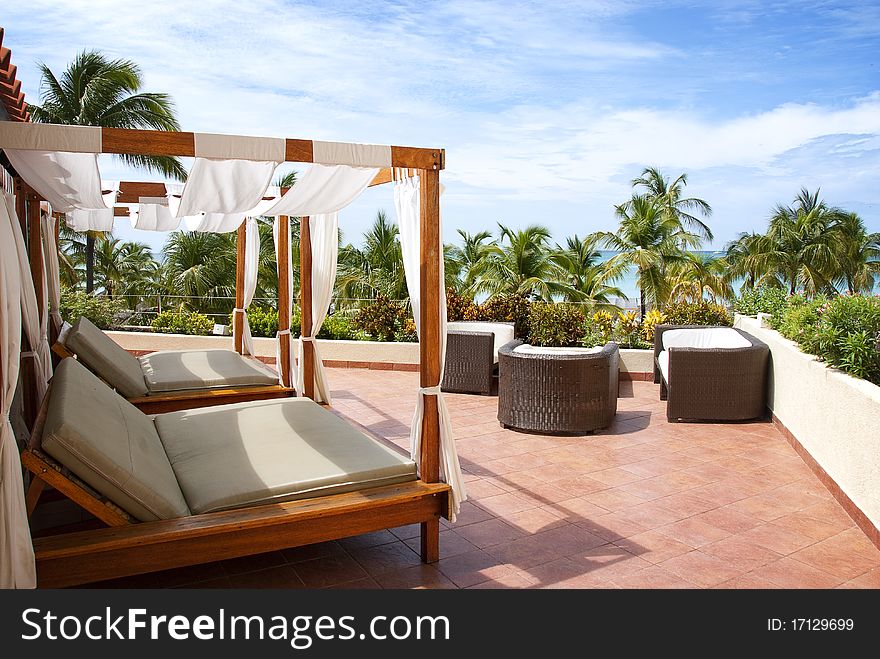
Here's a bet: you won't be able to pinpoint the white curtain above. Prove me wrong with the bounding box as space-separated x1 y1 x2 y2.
296 213 337 404
273 218 297 386
237 217 260 357
393 173 465 520
66 181 119 232
263 164 378 217
3 193 51 402
0 189 37 589
176 158 277 219
3 150 105 212
41 212 64 334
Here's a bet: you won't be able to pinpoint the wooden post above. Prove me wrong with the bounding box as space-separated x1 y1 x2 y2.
277 216 292 388
300 215 315 400
418 168 442 563
233 221 246 354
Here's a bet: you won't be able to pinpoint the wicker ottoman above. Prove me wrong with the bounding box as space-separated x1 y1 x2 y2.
497 341 619 435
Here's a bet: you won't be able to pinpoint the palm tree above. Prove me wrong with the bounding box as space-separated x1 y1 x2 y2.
596 194 700 317
832 212 880 294
725 232 776 291
446 229 494 295
765 188 843 295
336 211 407 304
161 231 237 314
631 167 713 240
550 235 625 306
92 236 160 303
30 50 185 292
668 252 733 303
477 224 574 301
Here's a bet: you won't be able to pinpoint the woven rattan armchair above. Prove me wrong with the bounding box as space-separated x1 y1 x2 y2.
653 324 769 422
497 340 619 435
442 322 515 395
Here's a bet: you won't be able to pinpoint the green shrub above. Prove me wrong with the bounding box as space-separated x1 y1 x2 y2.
734 287 789 317
318 313 360 340
446 288 479 322
774 294 880 385
662 300 732 327
478 294 531 338
151 310 214 335
59 288 126 329
227 306 302 338
353 294 408 342
582 309 652 349
395 317 419 343
527 303 586 346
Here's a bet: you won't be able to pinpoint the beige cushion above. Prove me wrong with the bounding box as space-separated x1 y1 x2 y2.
662 327 750 350
513 344 604 356
447 321 515 362
657 350 670 384
65 317 148 397
41 359 191 521
139 349 279 394
155 398 417 514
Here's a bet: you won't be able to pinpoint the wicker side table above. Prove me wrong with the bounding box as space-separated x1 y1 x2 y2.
497 341 619 435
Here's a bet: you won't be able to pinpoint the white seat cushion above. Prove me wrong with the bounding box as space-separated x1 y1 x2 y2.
512 344 604 356
657 350 669 384
139 349 279 393
447 321 515 362
41 359 191 521
65 316 149 397
155 398 417 514
662 327 750 350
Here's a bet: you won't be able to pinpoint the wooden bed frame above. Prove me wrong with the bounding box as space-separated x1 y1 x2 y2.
9 122 448 587
23 380 451 588
51 340 296 414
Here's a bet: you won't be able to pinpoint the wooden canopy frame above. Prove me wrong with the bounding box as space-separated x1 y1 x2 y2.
6 123 448 586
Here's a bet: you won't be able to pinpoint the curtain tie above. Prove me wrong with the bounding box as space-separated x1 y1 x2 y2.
233 307 246 314
301 336 315 342
20 351 36 358
419 385 441 395
277 329 290 336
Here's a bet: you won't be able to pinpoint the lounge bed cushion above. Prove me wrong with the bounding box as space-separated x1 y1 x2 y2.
65 316 149 397
155 398 418 514
139 349 279 394
41 359 191 521
447 321 515 362
657 350 670 384
661 327 751 350
512 344 604 356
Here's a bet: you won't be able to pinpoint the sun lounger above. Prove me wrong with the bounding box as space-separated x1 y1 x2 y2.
54 316 293 412
23 358 449 586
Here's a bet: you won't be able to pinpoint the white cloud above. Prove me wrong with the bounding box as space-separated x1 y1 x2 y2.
4 0 879 247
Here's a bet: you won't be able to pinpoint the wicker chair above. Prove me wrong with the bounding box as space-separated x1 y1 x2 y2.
497 340 619 435
653 324 769 422
442 322 515 395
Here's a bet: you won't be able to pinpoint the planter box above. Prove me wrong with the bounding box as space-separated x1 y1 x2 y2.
734 314 880 533
107 330 656 378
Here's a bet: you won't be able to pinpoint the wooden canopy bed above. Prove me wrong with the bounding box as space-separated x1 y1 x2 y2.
3 122 450 587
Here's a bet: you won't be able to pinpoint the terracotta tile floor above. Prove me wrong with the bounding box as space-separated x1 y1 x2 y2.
89 369 880 589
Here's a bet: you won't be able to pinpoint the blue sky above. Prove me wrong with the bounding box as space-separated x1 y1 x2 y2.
5 0 880 254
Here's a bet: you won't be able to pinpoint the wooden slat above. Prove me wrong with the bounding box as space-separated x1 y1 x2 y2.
115 180 170 202
368 168 393 188
21 451 131 528
393 146 444 171
35 481 451 587
233 222 246 354
300 215 315 399
0 126 446 169
128 385 294 415
51 342 74 360
277 215 292 388
102 127 195 159
418 167 443 563
26 477 46 517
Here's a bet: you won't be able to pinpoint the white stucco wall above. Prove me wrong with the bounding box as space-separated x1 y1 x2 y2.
107 331 656 373
735 314 880 528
